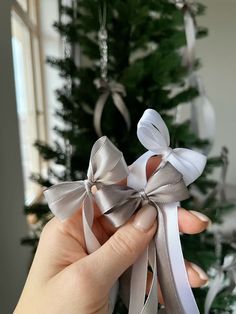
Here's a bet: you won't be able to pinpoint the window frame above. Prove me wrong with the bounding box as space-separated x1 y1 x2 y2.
11 0 48 204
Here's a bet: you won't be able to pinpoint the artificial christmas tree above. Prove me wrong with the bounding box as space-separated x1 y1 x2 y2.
22 0 236 312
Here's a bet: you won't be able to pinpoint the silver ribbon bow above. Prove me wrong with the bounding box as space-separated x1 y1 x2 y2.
95 162 190 314
44 136 128 253
93 78 131 137
44 136 129 313
95 162 189 227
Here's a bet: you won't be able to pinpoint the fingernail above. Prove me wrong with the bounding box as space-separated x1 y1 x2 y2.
190 262 208 281
133 205 157 232
189 210 211 225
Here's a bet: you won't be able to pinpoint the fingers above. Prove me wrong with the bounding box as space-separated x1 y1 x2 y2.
178 207 211 234
76 205 157 291
147 260 208 304
185 260 208 287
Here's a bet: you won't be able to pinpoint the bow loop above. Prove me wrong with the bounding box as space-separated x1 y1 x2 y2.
137 109 207 185
87 136 128 184
44 181 87 220
93 79 131 137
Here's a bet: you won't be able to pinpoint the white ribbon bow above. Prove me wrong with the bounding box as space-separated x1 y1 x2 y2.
127 109 207 314
136 108 207 186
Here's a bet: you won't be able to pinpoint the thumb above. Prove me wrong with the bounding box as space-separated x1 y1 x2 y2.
85 204 157 290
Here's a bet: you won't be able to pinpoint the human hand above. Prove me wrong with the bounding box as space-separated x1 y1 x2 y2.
14 157 210 314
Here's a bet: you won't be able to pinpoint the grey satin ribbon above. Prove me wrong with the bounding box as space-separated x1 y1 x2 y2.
44 136 129 250
93 78 131 137
95 162 190 313
44 136 129 313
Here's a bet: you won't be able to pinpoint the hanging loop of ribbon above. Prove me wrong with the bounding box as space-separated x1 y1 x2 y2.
93 78 131 137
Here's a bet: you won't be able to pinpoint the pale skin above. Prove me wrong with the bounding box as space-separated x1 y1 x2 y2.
14 157 210 314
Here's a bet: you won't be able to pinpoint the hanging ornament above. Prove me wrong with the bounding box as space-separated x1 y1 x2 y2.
202 146 229 207
205 254 236 314
175 1 216 155
93 3 131 137
65 139 73 181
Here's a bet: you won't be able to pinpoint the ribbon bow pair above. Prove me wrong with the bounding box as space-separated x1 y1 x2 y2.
44 109 206 314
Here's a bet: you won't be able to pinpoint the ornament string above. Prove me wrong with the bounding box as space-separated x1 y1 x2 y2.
93 3 131 137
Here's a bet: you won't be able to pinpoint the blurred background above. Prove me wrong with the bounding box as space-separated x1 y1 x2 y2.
0 0 236 313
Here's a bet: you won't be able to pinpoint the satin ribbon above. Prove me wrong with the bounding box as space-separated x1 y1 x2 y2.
93 78 131 137
205 254 236 314
176 1 216 154
134 109 206 186
44 136 129 313
95 162 190 314
126 109 207 313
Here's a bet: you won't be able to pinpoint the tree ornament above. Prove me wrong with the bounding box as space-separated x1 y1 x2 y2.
176 0 216 155
93 3 131 137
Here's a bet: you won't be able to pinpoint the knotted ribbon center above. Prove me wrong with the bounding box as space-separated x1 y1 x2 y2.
139 189 149 202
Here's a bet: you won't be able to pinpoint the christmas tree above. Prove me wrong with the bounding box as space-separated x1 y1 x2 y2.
23 0 236 312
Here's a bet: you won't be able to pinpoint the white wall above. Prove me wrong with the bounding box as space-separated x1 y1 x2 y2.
0 1 30 313
40 0 63 140
196 0 236 185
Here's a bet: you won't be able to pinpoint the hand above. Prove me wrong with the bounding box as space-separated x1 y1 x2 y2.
14 157 210 314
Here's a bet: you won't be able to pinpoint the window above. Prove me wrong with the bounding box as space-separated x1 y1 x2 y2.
11 0 47 204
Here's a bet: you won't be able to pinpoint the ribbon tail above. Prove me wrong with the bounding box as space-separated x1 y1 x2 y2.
155 203 200 314
129 247 149 314
82 197 100 253
128 240 158 314
82 196 118 314
141 240 158 314
93 91 110 137
112 92 131 131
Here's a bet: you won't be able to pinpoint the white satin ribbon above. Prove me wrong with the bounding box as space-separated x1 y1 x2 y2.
137 109 206 185
179 2 216 154
127 108 207 313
